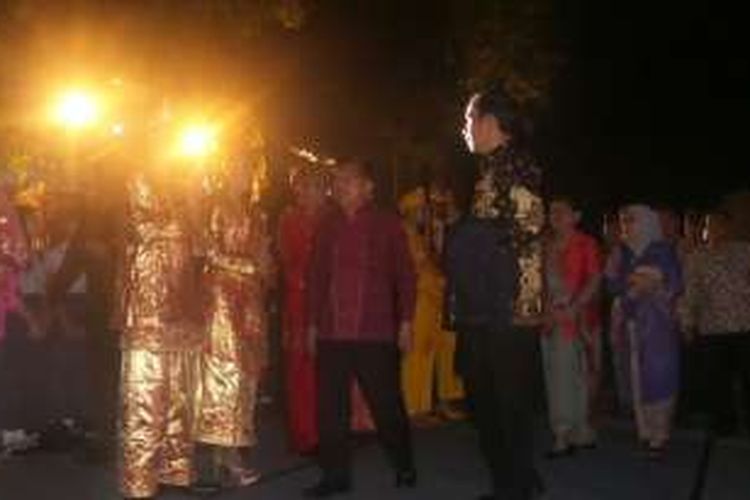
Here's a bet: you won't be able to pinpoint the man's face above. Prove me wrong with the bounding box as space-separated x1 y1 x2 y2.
549 201 578 234
334 166 371 211
295 177 326 210
462 95 506 154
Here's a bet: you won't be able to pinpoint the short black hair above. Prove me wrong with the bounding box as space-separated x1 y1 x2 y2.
474 85 518 127
549 195 581 212
335 158 376 182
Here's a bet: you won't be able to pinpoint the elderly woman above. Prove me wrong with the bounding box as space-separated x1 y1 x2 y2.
605 205 682 458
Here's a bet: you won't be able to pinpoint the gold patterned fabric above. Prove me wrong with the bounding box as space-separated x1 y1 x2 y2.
194 202 270 448
120 349 196 498
472 147 545 325
118 173 200 498
119 173 202 352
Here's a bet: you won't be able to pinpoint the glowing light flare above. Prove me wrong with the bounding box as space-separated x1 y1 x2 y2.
290 146 337 166
54 90 100 129
111 122 125 136
177 124 219 159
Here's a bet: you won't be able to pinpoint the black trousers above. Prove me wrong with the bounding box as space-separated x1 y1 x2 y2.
84 308 119 444
458 325 538 500
317 340 414 482
692 332 750 435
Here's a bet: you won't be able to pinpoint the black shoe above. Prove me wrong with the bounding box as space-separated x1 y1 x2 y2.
303 479 352 498
191 479 223 495
576 441 598 451
545 445 576 459
395 468 417 488
645 444 666 461
533 470 547 496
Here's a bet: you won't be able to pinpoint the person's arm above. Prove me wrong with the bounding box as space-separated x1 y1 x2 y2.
277 211 296 274
442 225 459 331
204 209 255 275
489 227 519 332
678 252 701 342
391 217 417 352
305 217 331 354
604 244 628 296
571 237 603 312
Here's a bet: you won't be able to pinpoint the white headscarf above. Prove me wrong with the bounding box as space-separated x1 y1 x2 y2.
624 204 663 256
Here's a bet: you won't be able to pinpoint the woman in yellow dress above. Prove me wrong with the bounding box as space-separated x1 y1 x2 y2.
399 187 463 422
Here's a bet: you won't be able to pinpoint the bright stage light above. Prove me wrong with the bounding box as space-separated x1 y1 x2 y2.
54 90 99 129
111 122 125 136
178 124 218 158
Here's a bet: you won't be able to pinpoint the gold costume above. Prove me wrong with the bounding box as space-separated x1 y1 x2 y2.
119 173 200 499
194 202 270 448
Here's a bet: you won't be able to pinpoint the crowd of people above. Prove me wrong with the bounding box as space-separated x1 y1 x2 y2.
1 85 749 500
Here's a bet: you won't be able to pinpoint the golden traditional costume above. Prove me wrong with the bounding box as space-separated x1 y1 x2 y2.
118 173 201 498
194 201 270 449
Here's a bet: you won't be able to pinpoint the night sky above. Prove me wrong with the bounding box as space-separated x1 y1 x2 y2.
271 1 750 211
2 1 748 211
541 1 749 210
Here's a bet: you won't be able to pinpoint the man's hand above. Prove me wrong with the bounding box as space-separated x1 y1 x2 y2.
398 321 413 353
307 326 318 356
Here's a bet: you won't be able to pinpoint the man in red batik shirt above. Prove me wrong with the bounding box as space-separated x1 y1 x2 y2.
304 159 417 498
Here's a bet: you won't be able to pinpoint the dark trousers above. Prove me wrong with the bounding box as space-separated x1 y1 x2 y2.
84 308 119 444
458 325 538 500
693 332 750 435
317 340 414 482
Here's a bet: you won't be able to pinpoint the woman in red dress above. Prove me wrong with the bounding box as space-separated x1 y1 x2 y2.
279 168 372 454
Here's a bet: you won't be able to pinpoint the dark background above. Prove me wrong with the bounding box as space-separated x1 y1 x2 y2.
1 0 748 212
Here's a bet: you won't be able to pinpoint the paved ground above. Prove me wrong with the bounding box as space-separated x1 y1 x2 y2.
2 415 749 500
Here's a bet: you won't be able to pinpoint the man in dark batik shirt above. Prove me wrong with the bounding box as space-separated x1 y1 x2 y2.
455 86 545 500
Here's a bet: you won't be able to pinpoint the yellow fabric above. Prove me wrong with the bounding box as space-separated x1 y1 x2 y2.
400 226 463 415
435 328 464 402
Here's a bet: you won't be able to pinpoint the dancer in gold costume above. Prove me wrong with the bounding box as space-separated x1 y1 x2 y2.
118 169 202 500
193 163 272 487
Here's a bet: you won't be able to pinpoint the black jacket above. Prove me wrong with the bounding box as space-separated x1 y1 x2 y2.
444 216 518 334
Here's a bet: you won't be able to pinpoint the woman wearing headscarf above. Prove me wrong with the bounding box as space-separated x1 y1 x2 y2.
605 205 682 458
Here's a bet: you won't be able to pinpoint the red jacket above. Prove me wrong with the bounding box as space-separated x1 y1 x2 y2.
550 231 602 339
308 204 416 343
